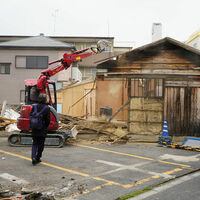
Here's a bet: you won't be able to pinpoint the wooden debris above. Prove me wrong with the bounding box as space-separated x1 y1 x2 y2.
0 117 16 131
0 112 17 131
58 113 129 143
0 117 17 123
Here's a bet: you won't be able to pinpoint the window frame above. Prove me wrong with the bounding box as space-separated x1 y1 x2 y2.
129 78 164 98
15 55 49 69
0 63 11 74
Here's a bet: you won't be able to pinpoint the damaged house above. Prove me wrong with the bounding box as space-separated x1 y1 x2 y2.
95 37 200 138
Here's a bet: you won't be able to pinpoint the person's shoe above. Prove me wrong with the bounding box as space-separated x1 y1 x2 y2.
36 158 42 162
32 158 39 165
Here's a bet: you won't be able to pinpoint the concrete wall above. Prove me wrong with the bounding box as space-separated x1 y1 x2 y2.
0 49 70 104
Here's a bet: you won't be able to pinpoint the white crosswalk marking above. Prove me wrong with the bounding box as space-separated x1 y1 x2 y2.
0 173 29 184
96 160 173 178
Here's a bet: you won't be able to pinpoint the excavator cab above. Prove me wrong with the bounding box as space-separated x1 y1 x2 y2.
24 80 57 110
9 79 66 147
16 79 59 132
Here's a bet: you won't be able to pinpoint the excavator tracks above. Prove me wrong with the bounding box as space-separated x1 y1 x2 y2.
8 130 71 148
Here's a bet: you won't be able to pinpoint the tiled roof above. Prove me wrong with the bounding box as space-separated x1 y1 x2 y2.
0 34 75 49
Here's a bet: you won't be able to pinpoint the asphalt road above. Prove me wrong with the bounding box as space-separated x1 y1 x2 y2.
0 137 200 200
130 170 200 200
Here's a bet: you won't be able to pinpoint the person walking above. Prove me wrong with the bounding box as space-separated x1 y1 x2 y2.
30 93 50 165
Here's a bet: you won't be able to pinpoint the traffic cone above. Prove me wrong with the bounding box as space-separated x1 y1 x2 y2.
162 119 169 137
158 119 172 145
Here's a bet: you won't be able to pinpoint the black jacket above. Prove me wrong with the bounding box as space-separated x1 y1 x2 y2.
30 103 50 137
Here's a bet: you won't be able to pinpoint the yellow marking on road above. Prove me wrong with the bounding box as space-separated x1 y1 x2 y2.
121 168 181 189
68 189 90 199
69 182 112 198
0 149 129 187
93 177 128 188
73 144 192 168
152 175 160 179
41 162 89 177
0 149 88 177
163 168 182 175
73 144 154 161
0 149 189 192
91 183 111 191
133 177 151 186
0 149 31 161
158 160 191 168
68 166 184 199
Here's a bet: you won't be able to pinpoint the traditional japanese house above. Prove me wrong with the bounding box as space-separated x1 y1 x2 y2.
96 37 200 137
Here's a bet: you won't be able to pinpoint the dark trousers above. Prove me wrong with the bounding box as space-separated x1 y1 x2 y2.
32 136 46 160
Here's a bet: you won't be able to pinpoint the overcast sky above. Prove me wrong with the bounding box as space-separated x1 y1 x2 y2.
1 0 200 47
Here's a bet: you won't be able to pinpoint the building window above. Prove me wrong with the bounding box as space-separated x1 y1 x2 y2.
0 63 10 74
130 78 163 98
16 56 48 69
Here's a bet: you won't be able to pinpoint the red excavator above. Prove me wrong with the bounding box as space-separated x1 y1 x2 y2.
8 40 110 147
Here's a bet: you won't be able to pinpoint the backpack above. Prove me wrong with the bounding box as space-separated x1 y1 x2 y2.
30 104 48 130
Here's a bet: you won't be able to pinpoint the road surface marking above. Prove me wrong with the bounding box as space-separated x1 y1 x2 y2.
129 171 200 200
0 150 31 161
96 160 175 178
68 182 113 198
0 173 29 185
0 149 186 190
159 154 200 162
73 144 154 161
41 162 89 177
0 149 88 177
0 149 125 188
73 144 191 168
96 160 124 167
158 160 190 168
163 168 182 175
93 176 130 188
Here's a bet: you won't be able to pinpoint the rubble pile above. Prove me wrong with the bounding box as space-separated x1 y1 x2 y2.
0 104 129 144
0 180 88 200
58 114 129 144
0 118 14 131
0 189 56 200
